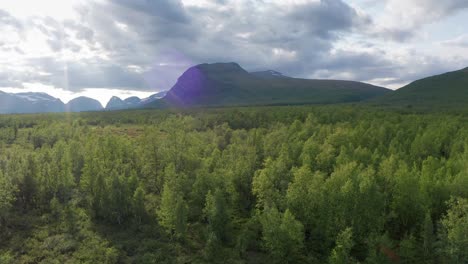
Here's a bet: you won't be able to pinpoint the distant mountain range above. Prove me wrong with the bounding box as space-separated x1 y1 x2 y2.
105 90 168 110
0 92 65 114
0 90 168 114
2 62 467 114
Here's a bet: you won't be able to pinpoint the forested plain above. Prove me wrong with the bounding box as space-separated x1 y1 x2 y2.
0 106 467 263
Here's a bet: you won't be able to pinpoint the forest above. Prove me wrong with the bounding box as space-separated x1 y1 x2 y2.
0 106 467 263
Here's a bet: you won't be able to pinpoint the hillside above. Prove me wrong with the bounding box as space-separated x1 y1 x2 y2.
145 63 391 108
374 67 468 109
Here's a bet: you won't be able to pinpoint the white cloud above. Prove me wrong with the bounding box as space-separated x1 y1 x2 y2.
441 34 468 47
1 0 81 20
368 0 468 41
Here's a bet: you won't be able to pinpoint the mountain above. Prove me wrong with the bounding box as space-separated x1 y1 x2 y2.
65 96 103 112
105 91 168 110
124 96 141 105
145 62 391 108
374 67 468 109
105 96 141 110
105 96 126 110
251 70 290 79
0 92 65 114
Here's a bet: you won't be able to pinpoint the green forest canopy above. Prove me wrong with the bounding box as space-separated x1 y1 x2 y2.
0 106 467 263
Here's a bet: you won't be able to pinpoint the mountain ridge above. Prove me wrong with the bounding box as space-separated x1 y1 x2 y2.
251 70 290 79
3 63 468 114
104 92 168 110
147 62 391 108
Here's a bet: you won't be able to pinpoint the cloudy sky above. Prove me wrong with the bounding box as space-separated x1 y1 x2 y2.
0 0 467 104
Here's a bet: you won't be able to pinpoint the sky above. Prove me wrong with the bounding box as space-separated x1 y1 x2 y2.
0 0 467 105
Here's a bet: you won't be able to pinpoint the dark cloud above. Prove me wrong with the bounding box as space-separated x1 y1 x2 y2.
288 0 370 38
50 61 149 92
316 49 393 77
110 0 189 23
142 0 369 84
65 62 147 90
0 1 379 92
49 0 370 91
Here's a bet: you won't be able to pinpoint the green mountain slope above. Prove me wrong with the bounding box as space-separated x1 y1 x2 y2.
375 67 468 109
145 62 391 108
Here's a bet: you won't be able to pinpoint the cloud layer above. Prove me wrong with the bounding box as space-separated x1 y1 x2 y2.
0 0 467 97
